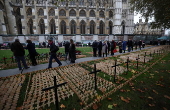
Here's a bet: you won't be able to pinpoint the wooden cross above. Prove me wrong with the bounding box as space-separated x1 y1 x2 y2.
144 52 146 64
136 55 140 69
125 57 130 74
89 64 101 90
42 76 67 110
111 60 120 82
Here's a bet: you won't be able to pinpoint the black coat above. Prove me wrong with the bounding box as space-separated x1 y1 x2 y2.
69 44 76 61
26 43 37 55
11 41 25 56
64 42 70 53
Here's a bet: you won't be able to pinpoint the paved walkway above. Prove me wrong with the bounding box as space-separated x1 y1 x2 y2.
0 46 154 77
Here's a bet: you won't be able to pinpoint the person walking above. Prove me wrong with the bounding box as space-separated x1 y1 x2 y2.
127 39 133 52
25 40 37 66
138 40 142 50
11 39 29 70
64 41 70 60
107 41 110 55
98 41 102 57
102 41 108 57
122 40 127 53
118 40 123 53
69 39 76 63
92 40 98 57
110 40 116 55
47 39 62 69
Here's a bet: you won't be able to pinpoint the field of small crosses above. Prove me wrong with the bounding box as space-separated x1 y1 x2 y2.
0 45 170 110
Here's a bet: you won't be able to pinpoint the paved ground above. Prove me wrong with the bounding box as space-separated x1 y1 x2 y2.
0 46 154 77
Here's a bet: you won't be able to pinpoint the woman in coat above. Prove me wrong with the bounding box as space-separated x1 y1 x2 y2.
69 39 76 63
26 40 37 66
102 41 108 57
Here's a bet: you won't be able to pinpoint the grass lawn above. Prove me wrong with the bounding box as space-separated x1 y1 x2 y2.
0 47 93 61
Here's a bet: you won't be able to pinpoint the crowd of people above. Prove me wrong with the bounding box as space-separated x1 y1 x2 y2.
91 39 146 57
10 39 77 70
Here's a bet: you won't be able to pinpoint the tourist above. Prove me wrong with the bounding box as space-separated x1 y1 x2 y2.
102 41 108 57
69 39 76 63
138 40 142 50
11 39 29 70
25 40 37 66
127 39 133 52
92 40 98 57
98 41 102 57
47 39 62 69
107 41 111 55
134 40 138 50
110 40 116 55
64 41 70 60
118 40 122 53
122 40 127 53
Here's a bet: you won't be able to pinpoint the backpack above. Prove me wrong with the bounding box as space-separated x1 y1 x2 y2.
51 44 59 53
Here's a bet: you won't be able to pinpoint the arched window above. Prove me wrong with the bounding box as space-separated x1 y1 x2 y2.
15 8 22 34
109 21 113 34
69 1 75 5
26 8 32 16
109 10 113 18
69 9 76 16
89 10 95 17
0 1 4 10
49 8 55 16
99 10 105 17
90 20 95 34
59 9 66 16
50 19 56 34
38 8 44 16
80 20 86 34
79 0 84 6
60 20 66 34
121 21 125 34
79 10 86 16
39 19 45 34
99 21 105 34
28 19 34 34
70 20 76 34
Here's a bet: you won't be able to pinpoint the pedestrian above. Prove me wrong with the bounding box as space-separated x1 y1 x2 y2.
127 39 133 52
64 41 70 60
98 41 102 57
107 41 110 55
138 40 142 50
69 39 76 63
42 41 46 48
110 40 116 55
118 40 122 53
102 41 108 57
25 40 37 66
122 40 127 53
92 40 98 57
47 39 62 69
11 39 29 70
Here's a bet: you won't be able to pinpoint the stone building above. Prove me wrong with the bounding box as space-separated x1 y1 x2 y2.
0 0 134 42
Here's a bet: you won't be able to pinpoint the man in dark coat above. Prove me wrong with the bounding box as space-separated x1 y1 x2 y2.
26 40 37 66
138 40 142 50
107 41 111 55
92 40 98 57
98 41 102 57
127 39 133 52
47 39 62 68
11 39 29 70
64 41 70 60
110 40 116 55
69 39 76 63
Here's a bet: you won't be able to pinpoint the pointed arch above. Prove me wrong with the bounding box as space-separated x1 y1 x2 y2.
109 10 113 18
79 10 86 16
89 10 95 17
99 10 105 17
28 19 34 34
49 8 55 16
90 20 95 34
59 9 66 16
99 20 105 34
49 19 56 34
80 20 86 34
60 20 66 34
109 21 113 34
38 8 44 16
121 21 125 34
70 20 76 34
26 8 32 16
39 19 45 34
69 9 76 16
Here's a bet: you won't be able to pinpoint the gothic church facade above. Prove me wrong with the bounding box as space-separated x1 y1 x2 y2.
0 0 134 36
